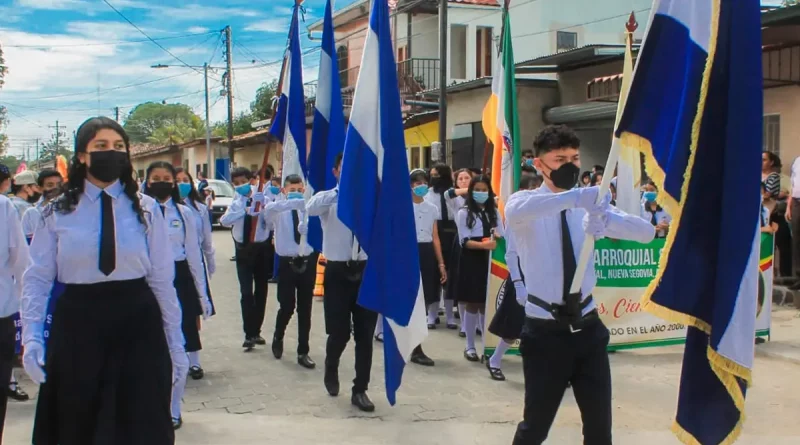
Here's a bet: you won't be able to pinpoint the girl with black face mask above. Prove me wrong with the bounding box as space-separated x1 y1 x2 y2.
21 117 189 444
143 161 213 430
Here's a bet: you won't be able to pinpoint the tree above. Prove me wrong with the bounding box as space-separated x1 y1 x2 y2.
0 155 21 173
147 119 204 145
783 0 799 5
40 135 72 162
123 102 204 143
251 79 279 121
0 42 8 156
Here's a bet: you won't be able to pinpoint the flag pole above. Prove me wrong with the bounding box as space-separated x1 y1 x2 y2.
567 11 637 295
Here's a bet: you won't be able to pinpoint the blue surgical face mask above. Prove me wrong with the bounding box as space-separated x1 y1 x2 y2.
413 184 429 197
525 158 534 166
286 191 304 200
178 182 192 199
268 185 281 195
643 191 657 203
473 191 489 204
235 184 252 197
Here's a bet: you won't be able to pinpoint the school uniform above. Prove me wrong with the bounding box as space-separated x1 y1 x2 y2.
425 189 462 327
641 203 671 238
414 200 442 308
0 195 29 439
488 224 526 341
505 185 654 445
22 180 184 445
307 188 376 403
264 198 318 363
220 192 273 344
9 195 32 219
454 206 503 305
184 199 217 315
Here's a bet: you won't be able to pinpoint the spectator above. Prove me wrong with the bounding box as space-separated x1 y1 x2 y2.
580 171 592 187
762 152 781 199
768 185 792 277
521 149 535 168
10 170 40 216
590 172 603 187
641 182 671 238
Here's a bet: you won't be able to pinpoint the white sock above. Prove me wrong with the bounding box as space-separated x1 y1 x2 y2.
478 312 485 334
375 315 384 336
9 372 16 390
427 303 439 325
464 312 478 352
489 340 511 369
458 303 467 332
188 351 201 368
444 300 455 324
171 373 187 419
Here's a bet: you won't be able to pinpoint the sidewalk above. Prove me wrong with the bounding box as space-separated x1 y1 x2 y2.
756 304 800 365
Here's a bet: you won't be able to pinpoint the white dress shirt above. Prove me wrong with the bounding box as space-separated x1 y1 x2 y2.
424 188 459 221
505 184 655 320
21 198 46 240
22 180 184 352
264 198 312 257
184 199 216 275
503 225 528 307
0 195 29 318
307 188 368 262
413 200 438 243
641 203 672 238
456 207 504 243
159 198 209 304
219 192 273 243
10 196 32 218
792 157 800 199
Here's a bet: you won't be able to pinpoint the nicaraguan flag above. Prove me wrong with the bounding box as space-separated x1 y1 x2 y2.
616 1 762 444
307 0 345 252
336 0 427 406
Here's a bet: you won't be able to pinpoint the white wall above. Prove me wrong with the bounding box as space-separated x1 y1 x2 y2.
448 5 502 83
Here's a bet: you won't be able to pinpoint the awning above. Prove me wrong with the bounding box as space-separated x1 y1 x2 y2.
516 44 640 74
543 102 618 125
587 73 624 101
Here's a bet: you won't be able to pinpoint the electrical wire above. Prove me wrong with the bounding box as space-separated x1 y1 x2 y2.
3 31 219 49
3 72 197 101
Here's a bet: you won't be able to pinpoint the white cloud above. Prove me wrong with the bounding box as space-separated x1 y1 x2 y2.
14 0 88 10
245 18 289 33
148 4 260 21
64 21 162 41
273 6 294 15
187 26 209 33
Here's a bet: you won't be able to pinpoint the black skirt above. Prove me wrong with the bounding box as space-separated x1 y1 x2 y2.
33 278 174 445
437 221 458 302
418 242 441 307
175 260 202 353
488 278 526 340
455 237 491 304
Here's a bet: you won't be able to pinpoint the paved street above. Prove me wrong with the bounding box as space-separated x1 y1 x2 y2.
5 230 800 444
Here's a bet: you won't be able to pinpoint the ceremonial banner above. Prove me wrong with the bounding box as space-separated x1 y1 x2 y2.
482 233 772 356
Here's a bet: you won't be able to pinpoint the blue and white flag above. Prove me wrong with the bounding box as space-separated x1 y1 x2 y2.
307 0 345 252
337 0 427 406
617 1 762 443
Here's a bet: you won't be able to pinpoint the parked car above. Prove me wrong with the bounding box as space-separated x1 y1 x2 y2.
197 179 235 226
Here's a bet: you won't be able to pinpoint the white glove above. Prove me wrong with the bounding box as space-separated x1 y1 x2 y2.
171 349 190 385
201 298 214 320
297 220 308 235
583 212 608 237
205 255 216 277
576 186 611 214
252 192 267 206
513 281 527 305
289 199 306 211
246 205 260 216
23 340 47 384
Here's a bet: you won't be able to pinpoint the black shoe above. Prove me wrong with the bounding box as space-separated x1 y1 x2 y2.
427 323 436 330
230 256 236 262
464 349 479 362
446 323 458 330
374 333 384 343
172 417 183 430
272 338 284 359
410 350 435 367
252 336 267 345
476 328 482 337
486 361 506 381
458 331 466 338
454 310 460 320
298 354 316 369
434 316 441 325
189 366 204 380
755 337 766 345
242 338 255 350
324 365 340 396
6 385 28 401
351 392 375 412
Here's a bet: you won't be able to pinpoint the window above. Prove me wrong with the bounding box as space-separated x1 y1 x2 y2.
556 31 578 51
450 24 467 80
137 169 145 181
336 46 349 87
763 114 780 157
476 27 493 78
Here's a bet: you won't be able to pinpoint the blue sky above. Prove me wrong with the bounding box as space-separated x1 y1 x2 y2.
0 0 360 158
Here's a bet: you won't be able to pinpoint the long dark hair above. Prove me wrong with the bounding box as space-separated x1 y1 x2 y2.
143 161 181 204
430 163 454 194
53 116 144 224
465 175 497 229
175 167 204 210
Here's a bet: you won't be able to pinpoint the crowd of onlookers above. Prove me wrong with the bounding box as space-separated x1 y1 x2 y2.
761 151 793 280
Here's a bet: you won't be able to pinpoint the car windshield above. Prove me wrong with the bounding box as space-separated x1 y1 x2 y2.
207 180 234 198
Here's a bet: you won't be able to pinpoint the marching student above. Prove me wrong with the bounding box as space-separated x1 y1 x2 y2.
486 174 542 381
220 167 273 350
263 175 318 369
506 125 654 445
452 168 474 336
21 117 188 444
21 169 64 242
142 161 213 430
0 185 29 440
307 153 377 413
10 170 40 217
176 168 217 373
455 175 503 362
641 181 671 238
268 176 282 284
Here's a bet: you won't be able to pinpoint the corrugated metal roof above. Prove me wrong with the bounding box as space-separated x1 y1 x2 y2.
449 0 500 6
543 102 617 125
516 44 639 73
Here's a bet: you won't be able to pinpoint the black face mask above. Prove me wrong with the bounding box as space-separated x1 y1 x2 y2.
88 150 129 183
544 162 580 190
27 192 41 203
430 177 442 188
147 182 174 201
43 188 61 202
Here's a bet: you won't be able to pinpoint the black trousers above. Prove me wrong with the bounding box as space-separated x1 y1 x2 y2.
274 253 319 355
0 317 15 442
323 261 377 394
791 199 800 279
235 242 270 338
513 319 612 445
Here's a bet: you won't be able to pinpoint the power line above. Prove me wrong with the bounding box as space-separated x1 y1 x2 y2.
3 71 196 101
3 31 218 49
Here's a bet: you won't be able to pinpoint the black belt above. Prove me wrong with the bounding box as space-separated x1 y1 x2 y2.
327 260 366 282
525 309 599 333
527 293 595 330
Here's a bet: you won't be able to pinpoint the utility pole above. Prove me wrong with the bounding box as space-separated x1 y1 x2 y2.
114 107 120 122
223 25 235 164
204 62 213 179
49 121 66 152
438 0 448 155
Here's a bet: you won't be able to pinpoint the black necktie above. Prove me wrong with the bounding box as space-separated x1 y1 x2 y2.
160 204 166 217
440 192 449 222
292 210 301 244
560 210 577 299
99 192 116 276
242 199 252 246
650 211 657 227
